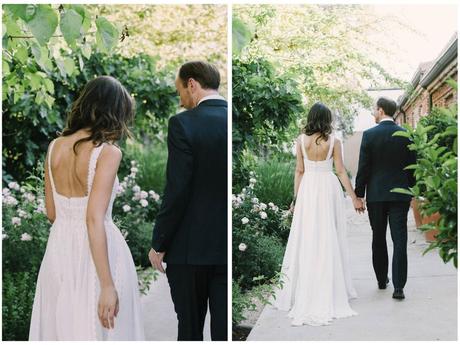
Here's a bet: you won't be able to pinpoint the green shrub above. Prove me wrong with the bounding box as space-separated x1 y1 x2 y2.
392 87 457 267
2 272 36 340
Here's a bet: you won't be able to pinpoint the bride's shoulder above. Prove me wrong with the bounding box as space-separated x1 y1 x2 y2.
99 142 122 163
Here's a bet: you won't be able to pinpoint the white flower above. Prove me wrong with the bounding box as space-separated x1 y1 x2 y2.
18 209 28 218
116 185 125 194
249 177 257 184
8 182 20 190
23 192 35 202
132 185 141 193
122 205 131 212
36 205 46 214
140 199 148 207
268 202 275 208
249 171 255 176
239 243 247 251
130 160 136 166
140 191 148 199
130 167 138 174
2 188 10 196
272 206 279 212
3 195 18 206
241 217 249 224
120 181 127 189
260 211 268 219
252 204 260 212
251 197 259 204
260 203 267 210
2 233 8 240
242 188 247 193
11 217 21 226
21 232 32 241
149 191 160 201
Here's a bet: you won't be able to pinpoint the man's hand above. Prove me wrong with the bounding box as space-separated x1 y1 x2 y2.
149 248 166 273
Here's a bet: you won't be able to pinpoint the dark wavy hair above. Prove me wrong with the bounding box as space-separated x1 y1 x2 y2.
61 76 135 153
302 102 333 145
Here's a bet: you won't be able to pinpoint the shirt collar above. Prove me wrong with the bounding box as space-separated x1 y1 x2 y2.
197 94 226 106
379 117 394 123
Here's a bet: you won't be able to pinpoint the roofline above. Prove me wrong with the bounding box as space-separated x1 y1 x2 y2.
420 35 458 88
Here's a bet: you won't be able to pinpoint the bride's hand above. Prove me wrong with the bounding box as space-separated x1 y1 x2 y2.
353 197 365 214
98 285 119 329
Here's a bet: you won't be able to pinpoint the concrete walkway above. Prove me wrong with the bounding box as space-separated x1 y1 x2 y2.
141 271 211 340
248 197 457 341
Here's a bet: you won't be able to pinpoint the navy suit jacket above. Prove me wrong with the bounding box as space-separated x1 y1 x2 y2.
355 120 416 203
152 99 227 265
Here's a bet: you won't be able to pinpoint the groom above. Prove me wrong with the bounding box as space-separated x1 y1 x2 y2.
149 61 227 340
355 97 416 300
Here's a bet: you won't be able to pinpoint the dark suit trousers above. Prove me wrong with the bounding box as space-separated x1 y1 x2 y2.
367 201 410 289
165 264 227 341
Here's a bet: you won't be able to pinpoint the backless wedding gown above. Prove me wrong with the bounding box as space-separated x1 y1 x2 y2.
273 134 357 326
29 139 145 340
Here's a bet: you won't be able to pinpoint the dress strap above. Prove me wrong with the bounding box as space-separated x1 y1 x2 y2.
48 139 57 194
326 134 335 160
87 143 105 195
300 134 308 160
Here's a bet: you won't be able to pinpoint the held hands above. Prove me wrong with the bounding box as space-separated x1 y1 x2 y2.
149 248 166 273
353 197 366 214
98 285 119 330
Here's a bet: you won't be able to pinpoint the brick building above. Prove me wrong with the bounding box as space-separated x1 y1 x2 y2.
395 33 458 126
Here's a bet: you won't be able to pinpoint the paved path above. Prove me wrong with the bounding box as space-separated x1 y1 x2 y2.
248 197 457 341
141 271 211 340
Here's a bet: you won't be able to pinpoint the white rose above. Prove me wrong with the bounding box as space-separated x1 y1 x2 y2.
140 191 148 199
251 197 259 204
2 233 8 240
2 188 10 196
238 243 247 251
130 167 139 173
18 209 28 218
149 191 160 201
122 205 131 212
260 203 267 210
130 160 136 166
11 217 21 226
249 177 257 184
21 232 32 241
8 182 20 190
132 185 141 193
23 192 35 202
36 205 46 214
268 202 275 208
4 196 18 206
140 199 148 207
116 185 124 194
260 211 268 219
249 171 255 176
241 217 249 224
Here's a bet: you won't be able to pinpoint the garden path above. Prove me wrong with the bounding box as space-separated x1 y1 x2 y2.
141 270 211 340
248 196 457 341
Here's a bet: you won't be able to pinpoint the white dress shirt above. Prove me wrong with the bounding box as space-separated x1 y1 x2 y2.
379 117 394 123
197 94 226 105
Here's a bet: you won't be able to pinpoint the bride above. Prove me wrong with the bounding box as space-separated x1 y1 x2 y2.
273 102 364 327
29 76 145 340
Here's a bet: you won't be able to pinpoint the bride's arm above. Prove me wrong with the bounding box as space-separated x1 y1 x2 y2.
86 144 122 330
293 137 304 204
332 139 364 211
44 145 56 223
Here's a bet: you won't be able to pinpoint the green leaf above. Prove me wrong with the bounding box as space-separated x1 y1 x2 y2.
14 45 29 64
43 79 54 94
26 5 58 46
392 130 409 138
60 8 83 48
95 17 118 53
63 57 75 75
4 4 28 21
2 58 10 76
390 187 413 196
28 72 42 91
81 43 92 59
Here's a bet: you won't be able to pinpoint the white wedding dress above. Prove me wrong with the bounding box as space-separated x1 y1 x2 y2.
29 139 145 340
273 134 357 326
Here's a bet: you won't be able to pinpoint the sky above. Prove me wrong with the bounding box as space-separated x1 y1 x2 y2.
354 4 457 131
